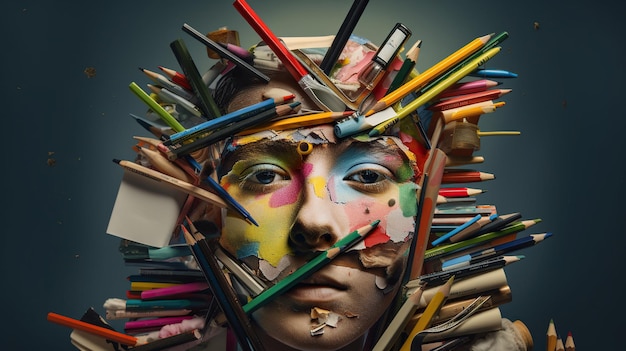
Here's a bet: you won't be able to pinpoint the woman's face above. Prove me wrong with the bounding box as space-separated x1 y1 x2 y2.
216 124 420 350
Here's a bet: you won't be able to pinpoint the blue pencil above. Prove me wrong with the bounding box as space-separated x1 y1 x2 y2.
470 69 518 78
431 214 482 246
441 232 552 270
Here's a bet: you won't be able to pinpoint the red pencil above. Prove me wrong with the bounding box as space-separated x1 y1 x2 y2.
47 312 138 346
441 170 495 184
158 66 193 91
429 88 512 111
439 187 485 197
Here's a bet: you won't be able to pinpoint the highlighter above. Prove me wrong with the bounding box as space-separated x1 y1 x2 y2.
358 23 411 90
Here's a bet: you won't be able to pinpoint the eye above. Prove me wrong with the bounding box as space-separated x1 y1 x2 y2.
239 164 291 192
344 164 395 193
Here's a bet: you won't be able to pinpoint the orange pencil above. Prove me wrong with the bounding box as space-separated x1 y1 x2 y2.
47 312 138 346
547 318 557 351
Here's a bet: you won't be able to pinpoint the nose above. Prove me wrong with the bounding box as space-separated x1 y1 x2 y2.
288 179 346 252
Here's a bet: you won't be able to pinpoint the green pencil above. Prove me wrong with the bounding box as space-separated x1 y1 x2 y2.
423 218 541 260
243 220 380 315
129 82 185 133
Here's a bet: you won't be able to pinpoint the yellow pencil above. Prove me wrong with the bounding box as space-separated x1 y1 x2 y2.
363 33 492 117
440 101 506 124
369 47 501 137
236 111 352 135
547 319 557 351
400 276 455 351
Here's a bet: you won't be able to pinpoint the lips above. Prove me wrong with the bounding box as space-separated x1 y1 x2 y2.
284 273 349 304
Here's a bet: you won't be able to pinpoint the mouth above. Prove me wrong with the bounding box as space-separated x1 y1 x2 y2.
284 273 349 304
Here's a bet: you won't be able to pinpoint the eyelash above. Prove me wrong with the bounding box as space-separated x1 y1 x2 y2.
238 164 291 193
344 164 395 194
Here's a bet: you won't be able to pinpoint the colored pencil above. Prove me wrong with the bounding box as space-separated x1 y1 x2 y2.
470 68 518 78
168 95 295 143
233 0 346 112
400 276 454 351
129 82 186 133
439 187 485 198
371 285 425 351
129 329 202 351
238 110 352 135
369 47 501 137
170 38 222 119
442 233 552 270
431 214 482 246
140 281 209 300
163 102 298 160
448 213 498 243
423 218 541 260
441 169 495 184
437 79 501 99
387 39 422 94
547 319 557 351
428 88 512 111
361 33 492 117
243 220 379 314
158 65 192 91
436 100 505 124
419 255 523 286
181 224 263 351
473 212 522 237
47 312 138 346
565 331 575 351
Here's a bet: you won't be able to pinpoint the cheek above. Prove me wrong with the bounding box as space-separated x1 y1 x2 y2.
220 181 300 267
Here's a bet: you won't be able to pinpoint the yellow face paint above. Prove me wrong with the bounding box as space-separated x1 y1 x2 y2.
308 175 327 198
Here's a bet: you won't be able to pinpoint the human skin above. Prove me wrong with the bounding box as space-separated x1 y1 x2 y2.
215 124 421 350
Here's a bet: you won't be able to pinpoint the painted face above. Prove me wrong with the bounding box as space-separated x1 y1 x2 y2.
216 124 420 350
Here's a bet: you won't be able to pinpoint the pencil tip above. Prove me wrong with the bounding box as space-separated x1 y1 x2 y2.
112 158 121 164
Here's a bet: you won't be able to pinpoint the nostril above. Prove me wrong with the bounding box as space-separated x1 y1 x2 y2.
292 233 307 244
320 233 334 244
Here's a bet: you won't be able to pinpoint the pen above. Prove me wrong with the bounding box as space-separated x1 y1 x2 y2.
319 0 370 75
441 232 553 270
470 68 518 78
129 82 186 133
243 220 379 314
233 0 346 112
181 23 270 83
369 47 501 136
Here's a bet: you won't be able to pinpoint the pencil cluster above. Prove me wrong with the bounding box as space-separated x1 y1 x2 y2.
46 0 556 350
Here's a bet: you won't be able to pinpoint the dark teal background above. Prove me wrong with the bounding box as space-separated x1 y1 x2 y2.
2 0 624 349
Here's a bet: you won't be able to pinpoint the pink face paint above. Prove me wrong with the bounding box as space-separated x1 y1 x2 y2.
268 170 304 208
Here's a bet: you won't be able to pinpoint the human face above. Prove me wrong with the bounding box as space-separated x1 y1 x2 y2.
216 124 420 350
